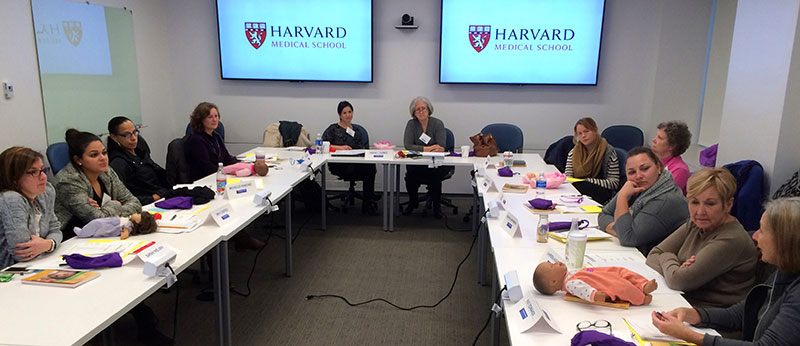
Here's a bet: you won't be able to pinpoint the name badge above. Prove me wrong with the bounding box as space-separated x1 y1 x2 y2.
346 128 355 137
419 133 431 145
210 203 235 227
503 211 521 238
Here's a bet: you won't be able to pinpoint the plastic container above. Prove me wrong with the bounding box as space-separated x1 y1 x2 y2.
535 172 547 196
315 133 323 153
565 218 587 269
215 162 226 196
537 214 549 243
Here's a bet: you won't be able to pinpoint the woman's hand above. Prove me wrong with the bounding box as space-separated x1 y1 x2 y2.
424 144 445 152
681 256 696 268
651 310 704 344
152 194 161 202
88 198 100 209
13 235 52 261
619 180 646 198
604 222 617 236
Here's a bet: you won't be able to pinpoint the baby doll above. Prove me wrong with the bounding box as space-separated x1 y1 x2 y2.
73 212 157 240
533 261 657 306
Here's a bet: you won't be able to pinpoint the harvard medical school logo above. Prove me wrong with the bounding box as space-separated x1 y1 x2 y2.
245 22 267 49
469 25 491 52
62 21 82 47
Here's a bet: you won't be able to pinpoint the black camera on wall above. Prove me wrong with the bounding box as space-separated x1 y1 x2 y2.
401 14 414 26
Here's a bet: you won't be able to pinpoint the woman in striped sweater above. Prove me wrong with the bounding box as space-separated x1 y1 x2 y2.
565 117 620 204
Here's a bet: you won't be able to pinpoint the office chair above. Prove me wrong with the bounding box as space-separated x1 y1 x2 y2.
328 124 372 213
46 142 70 174
400 128 459 216
614 147 628 191
165 135 192 186
724 160 766 232
481 123 524 153
544 135 575 173
600 125 643 152
185 121 225 141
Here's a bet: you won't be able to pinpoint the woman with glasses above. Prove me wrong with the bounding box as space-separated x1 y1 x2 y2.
0 146 62 268
55 129 141 239
107 116 170 205
402 96 448 218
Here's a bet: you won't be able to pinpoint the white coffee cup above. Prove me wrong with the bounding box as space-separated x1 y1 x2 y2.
461 145 470 157
322 141 331 153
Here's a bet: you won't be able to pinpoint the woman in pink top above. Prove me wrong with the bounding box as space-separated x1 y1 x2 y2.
651 121 692 194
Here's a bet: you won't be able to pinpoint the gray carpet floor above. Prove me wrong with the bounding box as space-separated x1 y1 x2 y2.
87 197 511 346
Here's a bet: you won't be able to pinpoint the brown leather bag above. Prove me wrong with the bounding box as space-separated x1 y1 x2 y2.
470 133 499 157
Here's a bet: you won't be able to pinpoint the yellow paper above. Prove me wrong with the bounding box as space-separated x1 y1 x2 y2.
566 177 585 182
581 205 603 213
227 178 241 184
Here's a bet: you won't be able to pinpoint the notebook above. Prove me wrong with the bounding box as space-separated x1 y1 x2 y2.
22 269 100 288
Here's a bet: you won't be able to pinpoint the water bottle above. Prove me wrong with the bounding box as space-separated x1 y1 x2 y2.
535 172 547 196
565 218 587 269
315 133 323 153
216 162 226 196
537 214 549 243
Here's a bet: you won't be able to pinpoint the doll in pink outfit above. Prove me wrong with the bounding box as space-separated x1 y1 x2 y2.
533 261 657 305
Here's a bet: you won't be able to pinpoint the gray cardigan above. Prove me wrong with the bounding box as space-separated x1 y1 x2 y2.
598 188 688 255
403 117 446 152
54 163 141 232
0 183 62 268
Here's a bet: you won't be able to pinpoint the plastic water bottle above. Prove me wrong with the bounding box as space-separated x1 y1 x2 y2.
535 172 547 196
537 214 549 243
216 162 226 196
565 218 587 269
315 133 323 153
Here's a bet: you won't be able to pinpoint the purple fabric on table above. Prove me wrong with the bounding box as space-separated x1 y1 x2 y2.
304 147 317 155
63 253 123 269
498 166 514 177
571 330 636 346
528 198 555 210
155 196 193 209
447 151 474 157
699 144 718 167
549 219 590 231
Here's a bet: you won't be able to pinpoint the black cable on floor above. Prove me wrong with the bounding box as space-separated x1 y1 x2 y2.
443 209 490 233
165 263 179 341
306 228 479 310
472 285 507 346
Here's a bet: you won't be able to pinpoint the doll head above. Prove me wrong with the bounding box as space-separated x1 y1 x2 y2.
130 212 158 235
533 261 568 295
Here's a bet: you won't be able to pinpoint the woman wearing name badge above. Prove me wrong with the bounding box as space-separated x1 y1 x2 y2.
652 197 800 345
646 168 757 308
402 96 449 218
55 129 142 240
184 102 264 250
598 147 688 255
107 116 171 205
322 100 379 215
565 117 620 204
0 146 62 268
650 121 692 195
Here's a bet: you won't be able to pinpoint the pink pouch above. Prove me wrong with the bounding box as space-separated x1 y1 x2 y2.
223 163 254 176
545 172 566 189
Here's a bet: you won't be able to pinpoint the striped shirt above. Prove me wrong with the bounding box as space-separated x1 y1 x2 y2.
564 146 620 191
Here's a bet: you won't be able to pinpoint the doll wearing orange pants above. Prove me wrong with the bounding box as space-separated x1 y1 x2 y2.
533 261 657 305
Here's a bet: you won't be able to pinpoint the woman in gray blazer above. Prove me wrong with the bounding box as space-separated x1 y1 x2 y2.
403 96 449 218
0 146 62 268
55 129 141 239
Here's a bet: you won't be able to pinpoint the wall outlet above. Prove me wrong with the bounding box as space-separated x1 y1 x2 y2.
3 81 13 99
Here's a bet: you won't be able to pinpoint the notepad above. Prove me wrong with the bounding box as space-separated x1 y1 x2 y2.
623 315 718 345
548 228 613 242
502 183 529 193
22 269 100 288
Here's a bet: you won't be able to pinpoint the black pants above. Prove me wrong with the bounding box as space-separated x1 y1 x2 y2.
572 181 615 205
405 165 452 206
329 163 377 199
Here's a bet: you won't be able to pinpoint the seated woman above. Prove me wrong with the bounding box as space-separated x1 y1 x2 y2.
565 117 620 204
107 116 170 205
402 96 448 218
651 121 692 194
322 101 378 215
55 129 142 239
652 197 800 345
646 168 757 308
0 147 62 268
598 147 688 255
184 102 264 250
184 102 237 182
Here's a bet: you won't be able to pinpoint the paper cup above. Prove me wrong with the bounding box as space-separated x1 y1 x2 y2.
461 145 470 157
322 141 331 153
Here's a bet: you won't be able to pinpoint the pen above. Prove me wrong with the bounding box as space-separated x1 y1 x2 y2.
170 214 177 221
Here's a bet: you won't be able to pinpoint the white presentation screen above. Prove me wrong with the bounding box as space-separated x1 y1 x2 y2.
217 0 373 82
440 0 605 85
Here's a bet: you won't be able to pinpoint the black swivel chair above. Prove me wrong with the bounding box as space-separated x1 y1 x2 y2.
328 124 372 213
401 128 459 216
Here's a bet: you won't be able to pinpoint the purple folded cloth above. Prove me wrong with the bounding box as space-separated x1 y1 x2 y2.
549 219 590 231
498 166 514 177
155 196 193 209
528 198 554 210
304 147 317 155
63 253 123 269
571 330 636 346
447 151 474 157
699 144 718 167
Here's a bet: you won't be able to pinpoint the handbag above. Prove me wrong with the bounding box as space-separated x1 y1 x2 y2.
470 133 499 157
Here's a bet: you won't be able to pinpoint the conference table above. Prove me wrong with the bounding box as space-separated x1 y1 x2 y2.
0 148 701 346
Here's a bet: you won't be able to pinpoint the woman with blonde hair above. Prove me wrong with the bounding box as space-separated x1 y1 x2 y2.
565 117 620 204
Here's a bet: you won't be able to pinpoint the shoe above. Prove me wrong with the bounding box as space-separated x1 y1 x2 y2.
402 202 418 216
362 202 379 216
432 203 443 219
234 232 266 251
